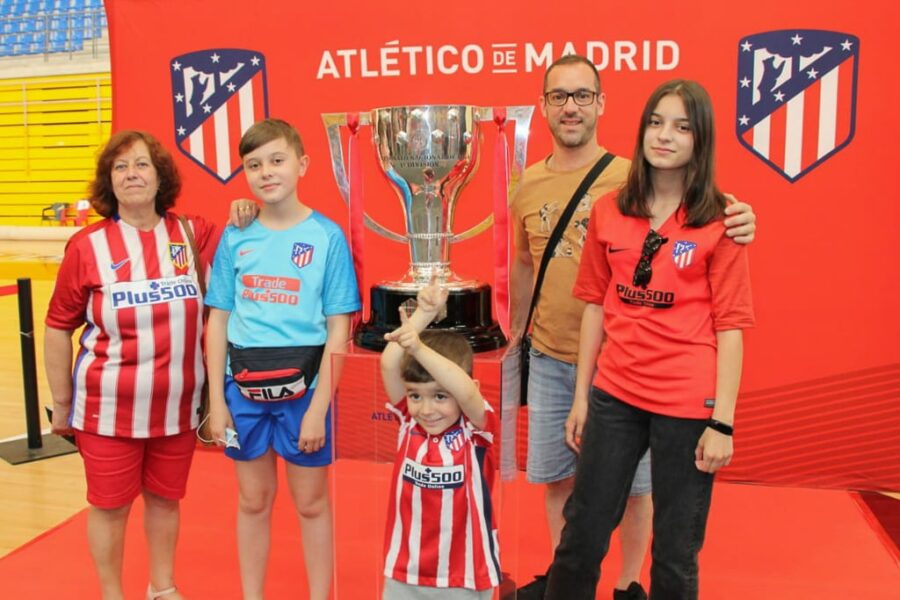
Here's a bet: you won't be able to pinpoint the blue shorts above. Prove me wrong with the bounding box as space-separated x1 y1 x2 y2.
526 347 651 495
223 376 332 467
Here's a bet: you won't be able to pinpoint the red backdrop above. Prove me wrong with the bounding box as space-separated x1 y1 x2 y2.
106 0 899 491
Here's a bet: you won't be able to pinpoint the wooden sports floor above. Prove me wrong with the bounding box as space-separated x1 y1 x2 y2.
0 239 87 557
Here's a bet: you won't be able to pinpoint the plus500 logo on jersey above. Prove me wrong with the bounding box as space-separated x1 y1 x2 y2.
402 458 465 489
110 276 199 310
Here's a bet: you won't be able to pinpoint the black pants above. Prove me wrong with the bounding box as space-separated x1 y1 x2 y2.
545 388 715 600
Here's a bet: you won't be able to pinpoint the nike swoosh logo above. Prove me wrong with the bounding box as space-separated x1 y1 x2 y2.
608 247 628 253
110 258 130 270
239 249 255 256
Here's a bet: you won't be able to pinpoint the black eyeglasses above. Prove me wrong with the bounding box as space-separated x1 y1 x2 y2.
632 229 668 289
543 89 598 107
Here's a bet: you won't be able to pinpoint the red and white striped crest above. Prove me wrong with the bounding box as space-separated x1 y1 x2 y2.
291 242 314 269
168 242 188 270
672 240 696 269
171 49 269 183
737 30 859 182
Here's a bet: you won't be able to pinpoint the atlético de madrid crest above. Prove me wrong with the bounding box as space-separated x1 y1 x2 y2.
291 242 314 269
168 242 188 270
736 30 859 182
170 49 269 184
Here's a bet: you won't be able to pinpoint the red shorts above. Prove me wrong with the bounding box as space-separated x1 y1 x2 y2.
75 430 196 509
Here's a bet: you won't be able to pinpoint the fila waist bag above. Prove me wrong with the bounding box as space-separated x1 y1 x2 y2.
228 344 324 402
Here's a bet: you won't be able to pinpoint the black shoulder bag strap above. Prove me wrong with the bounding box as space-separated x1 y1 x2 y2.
518 153 615 406
523 152 616 335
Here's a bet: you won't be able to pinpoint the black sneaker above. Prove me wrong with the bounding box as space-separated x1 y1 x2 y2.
514 568 550 600
612 581 648 600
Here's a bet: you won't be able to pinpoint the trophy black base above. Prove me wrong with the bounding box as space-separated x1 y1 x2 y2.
355 283 506 352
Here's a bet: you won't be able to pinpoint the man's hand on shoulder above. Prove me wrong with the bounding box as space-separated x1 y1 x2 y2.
723 194 756 245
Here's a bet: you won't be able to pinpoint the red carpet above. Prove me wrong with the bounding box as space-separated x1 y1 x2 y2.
2 450 898 599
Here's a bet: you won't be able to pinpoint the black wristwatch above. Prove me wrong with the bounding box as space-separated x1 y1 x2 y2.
706 418 734 436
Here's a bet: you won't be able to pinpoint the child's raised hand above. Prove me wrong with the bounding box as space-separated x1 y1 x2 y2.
416 275 448 320
384 305 422 352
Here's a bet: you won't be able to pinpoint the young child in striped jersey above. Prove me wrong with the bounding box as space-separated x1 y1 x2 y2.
379 280 501 599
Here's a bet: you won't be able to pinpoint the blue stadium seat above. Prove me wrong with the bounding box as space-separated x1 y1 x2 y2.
1 22 13 34
17 31 32 43
26 0 41 14
84 12 102 39
0 43 12 57
18 18 34 31
48 38 66 52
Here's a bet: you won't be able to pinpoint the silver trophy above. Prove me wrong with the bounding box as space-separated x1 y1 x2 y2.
323 104 533 351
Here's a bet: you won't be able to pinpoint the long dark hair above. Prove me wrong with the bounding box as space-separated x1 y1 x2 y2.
617 80 726 227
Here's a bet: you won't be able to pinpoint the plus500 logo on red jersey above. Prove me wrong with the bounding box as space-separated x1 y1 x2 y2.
110 275 199 309
402 458 465 489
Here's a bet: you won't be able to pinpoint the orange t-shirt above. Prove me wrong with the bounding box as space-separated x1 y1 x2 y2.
573 193 755 418
511 151 631 364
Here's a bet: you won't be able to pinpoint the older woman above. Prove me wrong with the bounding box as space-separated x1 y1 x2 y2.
45 130 214 600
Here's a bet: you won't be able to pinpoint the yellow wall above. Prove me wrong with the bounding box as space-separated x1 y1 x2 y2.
0 72 110 225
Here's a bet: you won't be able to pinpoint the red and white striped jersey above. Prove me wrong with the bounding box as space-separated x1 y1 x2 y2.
383 400 500 591
46 213 215 438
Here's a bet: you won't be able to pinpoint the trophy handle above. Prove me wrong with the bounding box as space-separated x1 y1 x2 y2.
322 113 351 203
448 105 534 243
507 105 534 201
321 112 407 244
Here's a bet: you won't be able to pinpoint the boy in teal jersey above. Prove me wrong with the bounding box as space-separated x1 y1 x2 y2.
206 119 360 600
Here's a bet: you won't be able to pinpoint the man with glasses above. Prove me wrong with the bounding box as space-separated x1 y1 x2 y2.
510 54 756 600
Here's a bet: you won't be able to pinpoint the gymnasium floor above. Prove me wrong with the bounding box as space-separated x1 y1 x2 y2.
0 243 88 559
0 244 897 599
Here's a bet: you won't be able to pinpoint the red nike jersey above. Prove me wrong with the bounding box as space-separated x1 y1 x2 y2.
46 213 215 438
574 193 755 418
383 400 501 591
